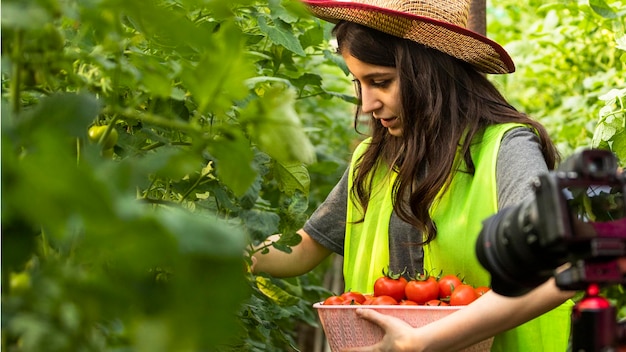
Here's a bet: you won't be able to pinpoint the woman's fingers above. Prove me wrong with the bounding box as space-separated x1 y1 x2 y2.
340 309 416 352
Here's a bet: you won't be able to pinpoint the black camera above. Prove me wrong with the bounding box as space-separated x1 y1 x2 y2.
476 149 626 297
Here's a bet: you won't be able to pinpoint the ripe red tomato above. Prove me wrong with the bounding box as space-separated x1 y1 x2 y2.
438 274 463 299
405 276 439 304
450 284 479 306
369 295 398 305
340 291 366 304
362 294 375 305
424 299 449 306
399 299 419 305
323 296 345 305
475 286 491 296
374 274 408 301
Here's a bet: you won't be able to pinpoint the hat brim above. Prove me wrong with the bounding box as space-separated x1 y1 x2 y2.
302 0 515 74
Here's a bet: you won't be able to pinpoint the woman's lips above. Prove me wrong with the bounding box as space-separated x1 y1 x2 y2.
379 117 399 128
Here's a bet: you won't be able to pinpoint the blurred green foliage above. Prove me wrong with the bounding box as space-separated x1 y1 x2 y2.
2 0 625 351
488 0 625 163
2 0 353 350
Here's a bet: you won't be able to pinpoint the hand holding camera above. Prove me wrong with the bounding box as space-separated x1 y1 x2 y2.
476 149 625 351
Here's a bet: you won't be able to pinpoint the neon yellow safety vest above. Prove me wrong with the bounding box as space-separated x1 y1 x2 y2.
344 123 572 351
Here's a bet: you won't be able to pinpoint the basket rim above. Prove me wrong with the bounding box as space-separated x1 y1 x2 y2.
313 302 465 310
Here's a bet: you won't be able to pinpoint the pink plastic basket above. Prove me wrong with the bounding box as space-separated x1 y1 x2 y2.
314 302 494 352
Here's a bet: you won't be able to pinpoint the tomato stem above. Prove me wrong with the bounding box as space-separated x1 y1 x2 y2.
99 115 119 146
179 172 206 204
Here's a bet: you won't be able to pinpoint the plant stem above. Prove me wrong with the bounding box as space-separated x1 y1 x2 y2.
76 137 81 165
179 173 205 203
105 106 201 134
39 227 50 260
10 30 24 116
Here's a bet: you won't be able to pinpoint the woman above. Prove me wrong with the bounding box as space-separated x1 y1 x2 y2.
252 0 574 350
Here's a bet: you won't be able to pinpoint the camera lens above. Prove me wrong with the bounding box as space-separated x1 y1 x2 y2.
476 200 561 296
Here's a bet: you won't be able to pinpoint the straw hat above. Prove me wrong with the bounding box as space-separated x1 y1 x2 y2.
301 0 515 74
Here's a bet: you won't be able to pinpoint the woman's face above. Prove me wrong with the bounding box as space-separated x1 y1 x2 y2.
343 52 402 137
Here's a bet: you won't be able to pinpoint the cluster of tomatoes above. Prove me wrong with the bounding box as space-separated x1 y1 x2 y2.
323 271 490 306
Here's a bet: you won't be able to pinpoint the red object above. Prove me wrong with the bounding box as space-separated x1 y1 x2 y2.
405 276 439 304
373 275 408 301
341 291 367 305
450 284 479 306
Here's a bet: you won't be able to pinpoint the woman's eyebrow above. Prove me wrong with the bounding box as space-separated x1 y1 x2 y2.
354 71 396 81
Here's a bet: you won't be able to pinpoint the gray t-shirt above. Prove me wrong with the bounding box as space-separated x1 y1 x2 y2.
303 127 549 277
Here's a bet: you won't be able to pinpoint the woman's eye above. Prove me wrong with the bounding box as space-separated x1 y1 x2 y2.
371 80 390 88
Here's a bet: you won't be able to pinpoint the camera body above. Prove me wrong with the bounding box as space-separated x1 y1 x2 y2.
476 149 626 297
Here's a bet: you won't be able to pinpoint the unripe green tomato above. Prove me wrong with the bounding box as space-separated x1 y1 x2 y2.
88 125 118 149
10 271 31 293
101 148 114 159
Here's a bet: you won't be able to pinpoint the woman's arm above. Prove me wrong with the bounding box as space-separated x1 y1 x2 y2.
251 229 333 277
343 278 574 352
251 168 349 277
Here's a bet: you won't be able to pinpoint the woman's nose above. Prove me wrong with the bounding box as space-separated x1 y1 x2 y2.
360 88 383 114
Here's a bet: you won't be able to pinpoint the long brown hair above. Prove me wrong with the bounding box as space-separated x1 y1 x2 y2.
334 21 559 244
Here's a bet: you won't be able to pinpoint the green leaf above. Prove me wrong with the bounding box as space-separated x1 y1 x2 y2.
291 73 323 92
207 131 256 197
268 0 298 24
158 207 247 257
1 2 52 30
128 52 177 98
243 86 316 164
239 208 280 240
255 276 299 306
136 147 204 181
299 24 325 49
274 231 302 248
180 22 254 114
589 0 618 19
121 0 214 53
610 130 626 166
274 161 310 195
257 15 306 56
16 93 101 138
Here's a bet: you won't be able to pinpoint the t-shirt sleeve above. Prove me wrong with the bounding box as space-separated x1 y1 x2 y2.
496 127 550 210
302 167 349 255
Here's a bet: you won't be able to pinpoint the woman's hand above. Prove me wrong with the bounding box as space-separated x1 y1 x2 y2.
250 230 332 277
341 309 424 352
